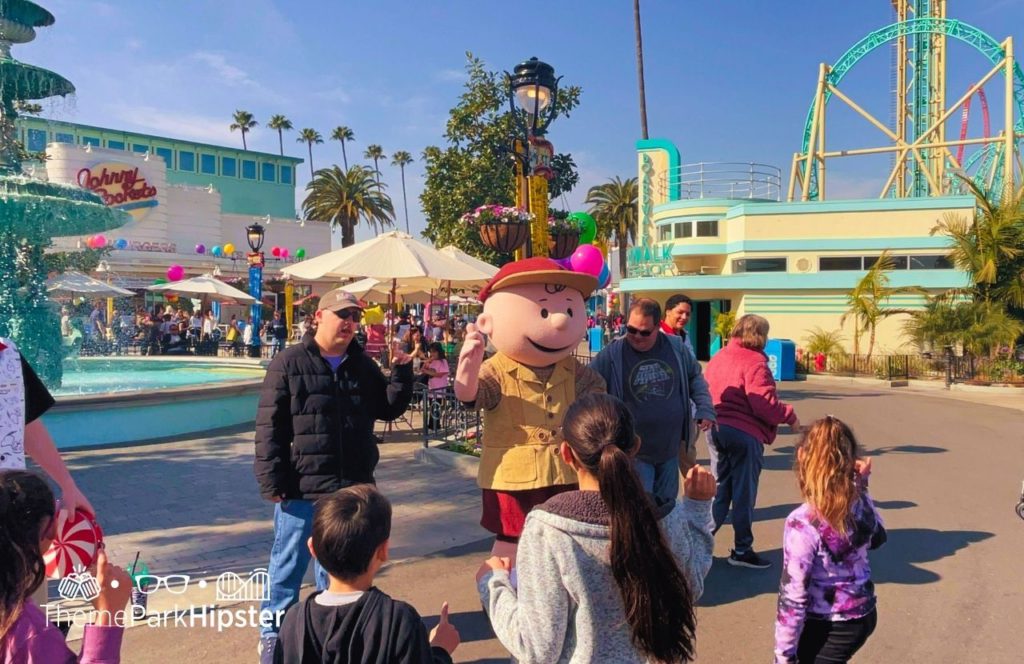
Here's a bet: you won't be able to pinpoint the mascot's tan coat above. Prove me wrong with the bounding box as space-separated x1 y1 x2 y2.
455 257 605 543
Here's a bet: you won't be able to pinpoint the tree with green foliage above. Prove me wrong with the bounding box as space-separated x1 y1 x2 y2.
330 126 355 170
364 144 386 184
803 327 846 358
841 251 924 362
420 52 582 264
586 176 638 280
903 296 1022 357
297 129 324 178
932 178 1024 312
302 165 394 247
390 150 414 234
229 110 257 150
267 115 293 156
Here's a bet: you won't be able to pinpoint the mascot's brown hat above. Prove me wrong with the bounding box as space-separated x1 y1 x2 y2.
477 257 598 303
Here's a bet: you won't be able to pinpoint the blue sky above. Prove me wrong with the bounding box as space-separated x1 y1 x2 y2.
27 1 1024 241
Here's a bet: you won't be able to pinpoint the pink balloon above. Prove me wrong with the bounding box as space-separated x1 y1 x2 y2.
94 235 107 248
281 248 290 258
167 264 185 281
271 246 281 257
569 244 604 276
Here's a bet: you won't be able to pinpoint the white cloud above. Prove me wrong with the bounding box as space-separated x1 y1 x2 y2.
191 51 259 88
107 104 231 144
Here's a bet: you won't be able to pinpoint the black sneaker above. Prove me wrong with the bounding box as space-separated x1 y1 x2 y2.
728 549 771 569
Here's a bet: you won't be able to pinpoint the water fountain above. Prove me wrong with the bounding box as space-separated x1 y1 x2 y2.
0 0 128 387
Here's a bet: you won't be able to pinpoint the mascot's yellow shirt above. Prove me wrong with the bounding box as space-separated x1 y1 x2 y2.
474 352 605 491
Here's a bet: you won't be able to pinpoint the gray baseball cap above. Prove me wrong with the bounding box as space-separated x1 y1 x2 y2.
317 288 364 313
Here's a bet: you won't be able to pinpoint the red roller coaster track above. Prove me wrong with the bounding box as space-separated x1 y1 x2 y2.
956 87 991 165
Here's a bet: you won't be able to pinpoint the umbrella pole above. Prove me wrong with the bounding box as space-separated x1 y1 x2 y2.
445 280 452 320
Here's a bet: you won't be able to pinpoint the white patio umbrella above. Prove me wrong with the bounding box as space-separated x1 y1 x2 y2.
145 274 255 305
281 231 493 287
339 277 433 304
47 271 135 297
438 245 499 278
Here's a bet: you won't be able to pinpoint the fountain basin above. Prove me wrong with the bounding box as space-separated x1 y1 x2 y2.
43 357 266 448
0 176 129 235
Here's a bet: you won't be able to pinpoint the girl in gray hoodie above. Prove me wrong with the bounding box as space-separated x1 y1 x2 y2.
477 393 716 663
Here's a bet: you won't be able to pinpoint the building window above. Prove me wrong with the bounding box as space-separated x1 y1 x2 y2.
242 160 257 180
696 220 719 237
732 257 787 273
261 162 276 182
55 132 75 144
81 136 100 147
26 129 46 152
200 153 216 175
909 254 952 270
674 222 692 238
658 225 672 242
106 140 125 150
280 164 293 184
178 151 195 171
222 156 237 177
819 256 862 271
132 143 149 154
155 147 173 168
864 255 908 270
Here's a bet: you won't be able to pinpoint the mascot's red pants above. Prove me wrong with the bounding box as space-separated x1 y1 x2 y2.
481 484 577 542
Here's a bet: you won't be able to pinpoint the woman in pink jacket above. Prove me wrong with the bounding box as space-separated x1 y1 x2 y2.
703 314 800 570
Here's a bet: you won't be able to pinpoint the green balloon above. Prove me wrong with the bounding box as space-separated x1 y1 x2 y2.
296 248 306 258
153 278 168 285
569 212 598 245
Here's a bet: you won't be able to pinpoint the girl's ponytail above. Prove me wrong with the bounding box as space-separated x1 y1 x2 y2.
563 394 696 662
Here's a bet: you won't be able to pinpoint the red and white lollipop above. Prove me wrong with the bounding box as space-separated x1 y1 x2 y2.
44 509 104 579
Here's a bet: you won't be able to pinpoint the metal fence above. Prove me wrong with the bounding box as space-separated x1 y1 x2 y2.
415 384 482 449
796 353 1024 385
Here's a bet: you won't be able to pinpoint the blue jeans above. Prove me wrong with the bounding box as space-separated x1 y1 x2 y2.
711 425 764 554
271 338 285 356
259 499 329 638
634 457 681 504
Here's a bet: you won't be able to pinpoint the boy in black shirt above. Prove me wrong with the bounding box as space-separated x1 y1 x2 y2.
274 485 459 664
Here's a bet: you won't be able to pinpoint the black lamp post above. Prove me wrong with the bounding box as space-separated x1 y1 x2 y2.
506 57 561 257
246 222 265 357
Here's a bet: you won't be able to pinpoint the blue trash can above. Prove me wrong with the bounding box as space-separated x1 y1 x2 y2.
764 339 796 381
588 327 603 353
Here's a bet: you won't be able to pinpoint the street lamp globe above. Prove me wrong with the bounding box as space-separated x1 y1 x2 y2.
509 57 559 136
246 222 265 252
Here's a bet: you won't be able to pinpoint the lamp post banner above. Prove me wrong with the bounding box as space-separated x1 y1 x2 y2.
249 262 263 350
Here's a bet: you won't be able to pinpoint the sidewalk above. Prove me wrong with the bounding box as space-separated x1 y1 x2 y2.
52 414 485 640
799 372 1024 412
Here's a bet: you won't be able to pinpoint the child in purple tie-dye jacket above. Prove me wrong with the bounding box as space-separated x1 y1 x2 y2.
774 417 886 664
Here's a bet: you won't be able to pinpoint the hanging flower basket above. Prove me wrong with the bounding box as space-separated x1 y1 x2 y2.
479 222 530 253
462 205 534 253
547 229 580 259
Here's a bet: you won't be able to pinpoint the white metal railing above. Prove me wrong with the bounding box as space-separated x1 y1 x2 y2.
656 162 782 202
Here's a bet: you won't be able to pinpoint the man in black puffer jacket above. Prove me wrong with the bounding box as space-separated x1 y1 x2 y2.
254 288 414 663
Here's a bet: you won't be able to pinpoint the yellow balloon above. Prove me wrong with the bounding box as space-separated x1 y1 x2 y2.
362 305 385 325
223 243 236 255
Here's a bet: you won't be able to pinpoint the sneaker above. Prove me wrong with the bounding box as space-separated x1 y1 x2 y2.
258 635 277 664
728 549 771 569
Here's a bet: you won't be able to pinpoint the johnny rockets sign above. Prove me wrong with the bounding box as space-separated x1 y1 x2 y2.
77 162 159 221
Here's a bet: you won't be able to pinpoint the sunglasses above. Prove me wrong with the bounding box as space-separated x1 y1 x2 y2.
626 325 654 337
333 308 362 321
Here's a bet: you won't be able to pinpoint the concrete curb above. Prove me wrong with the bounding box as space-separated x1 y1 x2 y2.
796 372 1024 394
414 443 479 480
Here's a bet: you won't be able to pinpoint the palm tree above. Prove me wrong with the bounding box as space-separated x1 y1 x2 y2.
585 176 639 280
364 144 386 184
840 251 924 362
803 327 846 358
330 126 355 170
296 129 324 178
634 0 649 139
932 178 1024 308
903 297 1023 357
267 115 293 156
229 110 258 150
302 165 395 247
390 150 414 234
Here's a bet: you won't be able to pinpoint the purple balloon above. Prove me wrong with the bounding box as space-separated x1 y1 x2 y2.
569 244 604 276
554 257 573 270
195 243 206 254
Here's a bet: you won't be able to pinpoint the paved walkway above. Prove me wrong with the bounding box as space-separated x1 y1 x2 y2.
52 379 1024 662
